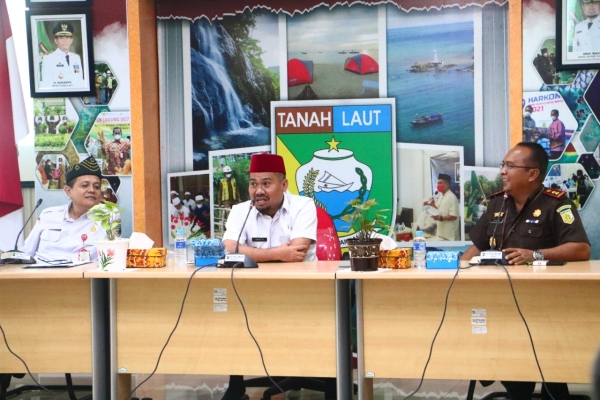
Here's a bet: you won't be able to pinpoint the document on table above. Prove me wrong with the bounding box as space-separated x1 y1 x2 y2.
23 258 92 268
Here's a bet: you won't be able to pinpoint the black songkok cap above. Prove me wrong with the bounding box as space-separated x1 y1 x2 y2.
66 156 102 183
438 173 452 183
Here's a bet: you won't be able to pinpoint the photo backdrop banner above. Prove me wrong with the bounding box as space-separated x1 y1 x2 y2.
522 0 600 257
156 0 506 20
32 0 133 238
161 1 510 248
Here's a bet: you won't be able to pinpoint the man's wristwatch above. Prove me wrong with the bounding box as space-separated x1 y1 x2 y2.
533 250 544 261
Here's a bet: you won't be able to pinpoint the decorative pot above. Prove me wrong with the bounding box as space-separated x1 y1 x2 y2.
96 238 130 271
346 238 382 272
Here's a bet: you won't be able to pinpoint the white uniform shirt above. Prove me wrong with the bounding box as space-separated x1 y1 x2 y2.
171 205 190 220
183 198 196 211
436 190 460 241
40 49 85 89
22 203 107 261
573 16 600 53
87 139 100 158
223 192 317 261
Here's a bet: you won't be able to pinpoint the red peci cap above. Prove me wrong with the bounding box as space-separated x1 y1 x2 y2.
249 153 286 174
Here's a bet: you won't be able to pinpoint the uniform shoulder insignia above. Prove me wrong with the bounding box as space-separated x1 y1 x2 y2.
489 190 505 199
542 187 566 199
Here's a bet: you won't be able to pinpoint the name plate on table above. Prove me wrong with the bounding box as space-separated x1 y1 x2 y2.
479 251 509 265
224 254 245 263
480 251 503 259
1 251 30 260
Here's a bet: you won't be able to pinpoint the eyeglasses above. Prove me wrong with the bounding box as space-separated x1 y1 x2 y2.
499 162 536 171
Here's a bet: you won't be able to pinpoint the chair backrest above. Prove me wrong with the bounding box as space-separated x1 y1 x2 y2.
315 206 342 261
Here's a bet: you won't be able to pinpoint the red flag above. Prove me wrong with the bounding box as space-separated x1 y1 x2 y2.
0 0 24 218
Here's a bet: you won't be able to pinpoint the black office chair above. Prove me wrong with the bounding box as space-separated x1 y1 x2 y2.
242 376 335 400
466 380 592 400
0 372 91 400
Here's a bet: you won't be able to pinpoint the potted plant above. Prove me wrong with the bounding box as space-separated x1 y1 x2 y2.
341 198 388 272
88 201 128 271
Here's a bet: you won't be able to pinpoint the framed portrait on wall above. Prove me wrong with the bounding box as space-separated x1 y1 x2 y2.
556 0 600 70
26 9 95 97
26 0 92 7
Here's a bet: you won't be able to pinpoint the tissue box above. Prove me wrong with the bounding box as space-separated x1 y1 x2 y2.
190 238 225 267
378 248 412 269
426 251 460 269
126 248 167 268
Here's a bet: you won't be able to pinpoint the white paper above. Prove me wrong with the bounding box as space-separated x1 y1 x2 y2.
128 232 154 249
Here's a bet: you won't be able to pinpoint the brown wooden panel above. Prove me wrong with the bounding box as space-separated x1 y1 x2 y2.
128 0 162 245
0 279 92 373
363 279 600 382
117 278 337 376
509 0 523 147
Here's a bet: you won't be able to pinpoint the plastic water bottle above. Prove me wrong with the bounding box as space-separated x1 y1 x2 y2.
174 229 187 267
413 230 426 269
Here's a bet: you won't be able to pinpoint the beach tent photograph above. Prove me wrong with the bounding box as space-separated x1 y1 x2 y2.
288 58 314 86
344 54 379 75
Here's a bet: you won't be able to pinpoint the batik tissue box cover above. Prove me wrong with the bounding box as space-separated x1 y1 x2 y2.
126 248 167 268
378 248 412 269
425 251 460 269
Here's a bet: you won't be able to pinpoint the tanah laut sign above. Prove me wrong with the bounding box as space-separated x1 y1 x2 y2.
271 99 396 245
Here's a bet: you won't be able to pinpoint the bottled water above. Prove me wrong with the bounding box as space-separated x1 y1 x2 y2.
413 230 426 269
174 229 187 267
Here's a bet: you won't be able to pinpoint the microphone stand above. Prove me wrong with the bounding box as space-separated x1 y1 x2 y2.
217 200 258 268
0 199 43 265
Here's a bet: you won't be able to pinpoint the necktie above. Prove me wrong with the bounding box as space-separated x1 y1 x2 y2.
66 55 70 66
589 22 593 29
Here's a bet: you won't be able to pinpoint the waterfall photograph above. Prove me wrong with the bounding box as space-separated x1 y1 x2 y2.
190 11 279 170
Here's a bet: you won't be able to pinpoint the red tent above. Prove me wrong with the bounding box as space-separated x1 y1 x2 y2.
288 58 313 86
344 54 379 75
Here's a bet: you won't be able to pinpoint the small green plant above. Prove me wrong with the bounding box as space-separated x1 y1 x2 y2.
88 201 124 240
341 198 388 241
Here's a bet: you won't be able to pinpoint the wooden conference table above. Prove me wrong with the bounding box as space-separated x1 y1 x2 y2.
0 263 92 374
0 263 111 399
2 260 600 400
84 261 352 400
338 261 600 400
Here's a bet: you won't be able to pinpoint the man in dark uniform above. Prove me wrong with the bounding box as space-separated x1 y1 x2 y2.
533 48 554 85
462 142 590 400
192 195 211 237
522 105 537 143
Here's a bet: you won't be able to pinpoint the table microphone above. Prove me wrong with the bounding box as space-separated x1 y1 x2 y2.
217 199 258 268
480 192 509 265
0 199 43 265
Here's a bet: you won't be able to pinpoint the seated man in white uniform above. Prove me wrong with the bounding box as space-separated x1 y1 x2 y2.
23 157 108 262
221 152 317 400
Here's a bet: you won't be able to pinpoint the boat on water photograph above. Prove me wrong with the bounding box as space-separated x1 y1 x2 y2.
411 112 443 126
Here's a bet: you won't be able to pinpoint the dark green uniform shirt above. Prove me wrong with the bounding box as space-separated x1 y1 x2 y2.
470 185 589 251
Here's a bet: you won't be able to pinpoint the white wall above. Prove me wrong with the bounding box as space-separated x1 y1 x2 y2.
7 0 35 182
398 147 434 222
